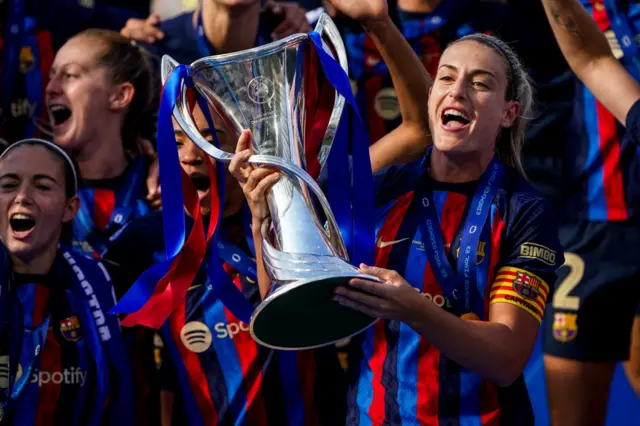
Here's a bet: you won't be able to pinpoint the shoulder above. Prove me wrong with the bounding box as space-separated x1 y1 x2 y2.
374 160 424 207
494 168 565 272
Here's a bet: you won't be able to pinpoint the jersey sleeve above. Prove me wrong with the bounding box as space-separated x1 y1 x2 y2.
490 193 564 323
625 98 640 145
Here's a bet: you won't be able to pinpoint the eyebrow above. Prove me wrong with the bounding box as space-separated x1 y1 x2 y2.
438 64 498 79
0 173 58 183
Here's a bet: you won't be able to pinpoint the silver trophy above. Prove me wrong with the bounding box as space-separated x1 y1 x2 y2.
162 13 379 350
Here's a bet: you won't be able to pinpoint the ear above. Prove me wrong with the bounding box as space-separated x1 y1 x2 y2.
62 195 81 224
109 81 135 112
500 100 520 128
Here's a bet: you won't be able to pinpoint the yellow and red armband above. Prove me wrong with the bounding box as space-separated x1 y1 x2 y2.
489 266 550 323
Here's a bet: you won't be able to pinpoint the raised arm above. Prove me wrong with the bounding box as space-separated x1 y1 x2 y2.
541 0 640 124
326 0 432 172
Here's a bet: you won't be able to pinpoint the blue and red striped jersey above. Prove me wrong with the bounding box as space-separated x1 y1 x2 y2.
343 1 509 144
73 157 151 258
0 249 133 426
106 212 346 426
562 0 640 221
346 161 563 425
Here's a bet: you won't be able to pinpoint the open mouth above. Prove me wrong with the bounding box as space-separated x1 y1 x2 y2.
49 104 72 127
10 213 36 236
190 174 211 192
441 108 470 130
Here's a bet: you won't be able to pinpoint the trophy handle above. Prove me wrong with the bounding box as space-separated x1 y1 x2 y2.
249 154 348 260
313 13 349 168
161 55 235 163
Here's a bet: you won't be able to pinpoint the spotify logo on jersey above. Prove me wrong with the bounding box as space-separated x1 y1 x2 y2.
180 321 213 353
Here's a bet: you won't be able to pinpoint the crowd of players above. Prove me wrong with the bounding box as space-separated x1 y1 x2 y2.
0 0 639 425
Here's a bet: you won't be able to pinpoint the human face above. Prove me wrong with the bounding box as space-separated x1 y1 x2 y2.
46 36 122 152
428 40 519 158
0 145 78 263
174 105 243 217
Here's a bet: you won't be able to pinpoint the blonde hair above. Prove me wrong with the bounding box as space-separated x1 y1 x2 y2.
448 34 533 176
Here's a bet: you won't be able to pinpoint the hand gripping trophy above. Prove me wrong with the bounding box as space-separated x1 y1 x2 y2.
161 14 380 350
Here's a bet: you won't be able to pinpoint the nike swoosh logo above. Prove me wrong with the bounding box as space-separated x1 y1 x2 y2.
376 237 410 248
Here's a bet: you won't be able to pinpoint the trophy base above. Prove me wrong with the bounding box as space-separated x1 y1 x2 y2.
249 274 380 350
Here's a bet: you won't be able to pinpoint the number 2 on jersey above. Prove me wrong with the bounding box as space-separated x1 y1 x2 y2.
552 252 584 311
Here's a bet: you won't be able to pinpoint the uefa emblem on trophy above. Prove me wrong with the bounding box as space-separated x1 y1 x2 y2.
162 13 379 350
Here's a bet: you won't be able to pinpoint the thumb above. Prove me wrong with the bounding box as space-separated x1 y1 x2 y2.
359 264 396 282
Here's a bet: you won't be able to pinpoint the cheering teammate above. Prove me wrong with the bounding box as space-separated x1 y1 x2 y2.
106 104 346 425
238 0 564 423
0 138 134 426
121 0 311 64
45 29 157 257
540 0 640 423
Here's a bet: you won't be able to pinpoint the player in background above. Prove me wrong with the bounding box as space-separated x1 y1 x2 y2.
540 0 640 423
234 0 564 424
0 138 135 426
120 0 311 65
45 29 158 258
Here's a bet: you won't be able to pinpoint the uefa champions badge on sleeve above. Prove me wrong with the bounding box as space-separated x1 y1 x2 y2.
161 13 380 351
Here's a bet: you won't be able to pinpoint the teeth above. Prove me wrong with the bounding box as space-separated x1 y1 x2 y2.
49 104 69 112
444 109 469 120
11 213 32 220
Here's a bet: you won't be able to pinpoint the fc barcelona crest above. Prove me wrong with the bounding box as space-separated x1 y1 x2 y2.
60 316 82 342
553 312 578 343
512 271 540 301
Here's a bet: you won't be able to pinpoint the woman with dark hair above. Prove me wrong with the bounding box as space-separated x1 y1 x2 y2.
45 29 158 257
0 138 134 426
235 0 564 423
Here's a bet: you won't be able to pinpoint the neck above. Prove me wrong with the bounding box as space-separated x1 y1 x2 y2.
196 1 262 55
11 246 57 275
429 148 494 183
75 134 128 180
397 0 442 13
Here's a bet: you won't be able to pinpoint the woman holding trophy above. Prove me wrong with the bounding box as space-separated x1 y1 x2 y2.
235 0 564 424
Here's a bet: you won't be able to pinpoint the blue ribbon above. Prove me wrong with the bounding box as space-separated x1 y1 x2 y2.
417 149 503 315
112 66 189 315
603 0 640 80
309 31 376 267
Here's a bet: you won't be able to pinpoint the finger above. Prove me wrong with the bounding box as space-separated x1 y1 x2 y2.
332 294 380 317
359 264 398 282
272 18 298 39
235 129 252 154
245 168 279 194
345 278 393 298
229 150 253 183
248 172 280 199
147 12 161 26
